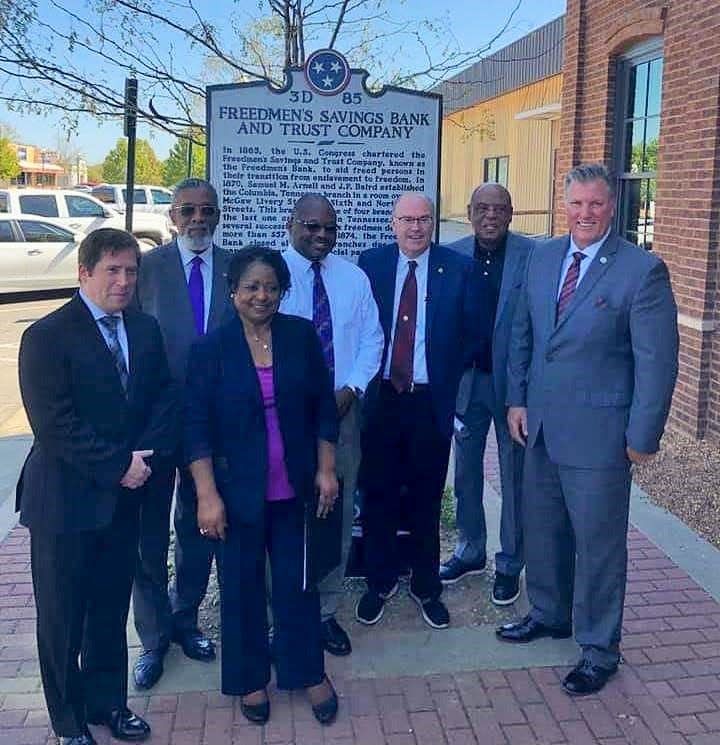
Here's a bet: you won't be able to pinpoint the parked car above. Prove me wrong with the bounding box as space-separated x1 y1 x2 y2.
0 188 174 247
91 184 174 215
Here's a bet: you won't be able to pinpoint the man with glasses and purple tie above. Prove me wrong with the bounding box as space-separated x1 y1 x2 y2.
131 178 235 689
280 193 383 657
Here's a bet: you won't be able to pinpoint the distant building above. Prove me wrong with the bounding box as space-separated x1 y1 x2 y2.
437 1 720 440
11 144 65 186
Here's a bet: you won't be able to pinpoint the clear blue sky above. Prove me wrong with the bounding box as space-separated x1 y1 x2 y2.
0 0 566 165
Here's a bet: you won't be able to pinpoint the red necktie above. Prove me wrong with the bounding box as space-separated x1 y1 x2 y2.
556 251 585 320
390 260 417 393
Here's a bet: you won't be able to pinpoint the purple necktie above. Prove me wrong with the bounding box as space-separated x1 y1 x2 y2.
188 255 205 336
312 262 334 380
556 251 585 321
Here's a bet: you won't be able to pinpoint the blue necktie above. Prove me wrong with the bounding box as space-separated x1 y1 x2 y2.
312 262 334 380
188 255 205 336
99 315 129 394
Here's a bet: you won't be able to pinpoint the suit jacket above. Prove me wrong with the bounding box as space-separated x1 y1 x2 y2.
184 313 339 526
506 232 679 468
450 230 534 415
16 294 178 534
358 242 491 439
135 240 235 383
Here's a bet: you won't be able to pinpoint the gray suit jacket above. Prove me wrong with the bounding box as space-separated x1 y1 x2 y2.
135 240 235 383
450 230 534 415
506 231 679 468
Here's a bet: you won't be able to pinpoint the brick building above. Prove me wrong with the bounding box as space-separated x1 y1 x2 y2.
438 1 720 440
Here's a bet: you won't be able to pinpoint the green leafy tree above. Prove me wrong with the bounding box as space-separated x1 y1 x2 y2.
86 162 104 182
162 134 206 187
101 137 163 184
0 137 20 181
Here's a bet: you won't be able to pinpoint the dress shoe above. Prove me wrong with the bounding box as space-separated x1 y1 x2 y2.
240 692 270 725
562 660 618 696
492 572 521 606
59 731 97 745
133 645 168 690
496 614 572 643
172 628 216 661
309 677 338 725
87 707 150 742
439 556 487 584
322 617 352 656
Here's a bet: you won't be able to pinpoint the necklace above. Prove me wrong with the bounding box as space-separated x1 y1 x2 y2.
253 334 271 353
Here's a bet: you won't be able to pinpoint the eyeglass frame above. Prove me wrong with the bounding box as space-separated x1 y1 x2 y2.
291 219 338 233
393 215 434 226
171 204 220 218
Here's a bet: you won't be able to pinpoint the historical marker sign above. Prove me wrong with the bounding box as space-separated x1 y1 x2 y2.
207 50 441 260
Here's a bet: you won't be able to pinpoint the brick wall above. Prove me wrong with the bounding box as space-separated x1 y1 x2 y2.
557 0 720 439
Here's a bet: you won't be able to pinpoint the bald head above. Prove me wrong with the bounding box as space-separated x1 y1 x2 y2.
468 183 513 248
391 191 435 258
287 192 338 261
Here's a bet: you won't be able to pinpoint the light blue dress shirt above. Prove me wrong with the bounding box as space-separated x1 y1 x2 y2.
556 228 611 300
79 289 130 371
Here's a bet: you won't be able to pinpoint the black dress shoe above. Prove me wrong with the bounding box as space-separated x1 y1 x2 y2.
133 645 168 690
492 572 521 606
87 707 150 741
496 614 572 643
439 556 487 584
310 678 338 725
240 697 270 725
59 731 97 745
562 660 618 696
172 628 216 661
322 617 352 656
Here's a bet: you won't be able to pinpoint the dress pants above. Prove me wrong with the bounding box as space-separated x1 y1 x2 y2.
169 463 222 633
132 458 174 651
523 432 631 668
318 399 360 621
362 382 451 601
30 496 139 738
220 499 324 695
453 372 524 575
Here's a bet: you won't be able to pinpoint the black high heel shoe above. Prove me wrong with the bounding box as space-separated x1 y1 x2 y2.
309 677 338 725
240 691 270 725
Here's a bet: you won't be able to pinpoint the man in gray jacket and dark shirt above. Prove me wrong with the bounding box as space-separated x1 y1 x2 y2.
440 183 533 605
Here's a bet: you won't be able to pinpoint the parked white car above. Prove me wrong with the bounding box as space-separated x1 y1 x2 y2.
90 184 174 215
0 188 174 247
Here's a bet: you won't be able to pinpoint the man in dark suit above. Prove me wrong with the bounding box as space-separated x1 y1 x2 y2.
440 184 533 605
356 192 490 629
17 228 177 745
499 163 679 696
132 178 234 689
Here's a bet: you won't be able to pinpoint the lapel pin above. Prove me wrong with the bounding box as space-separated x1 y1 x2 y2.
600 256 608 264
438 267 444 274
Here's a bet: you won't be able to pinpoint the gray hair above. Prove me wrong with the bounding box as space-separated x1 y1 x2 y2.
564 163 616 199
392 191 436 216
173 178 218 205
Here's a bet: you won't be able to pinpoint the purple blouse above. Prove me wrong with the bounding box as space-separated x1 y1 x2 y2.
256 366 295 502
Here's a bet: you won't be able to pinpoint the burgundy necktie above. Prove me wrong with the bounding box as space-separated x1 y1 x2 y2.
556 251 585 320
188 255 205 336
311 262 335 380
390 260 417 393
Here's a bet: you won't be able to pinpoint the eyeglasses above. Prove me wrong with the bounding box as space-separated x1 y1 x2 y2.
171 204 219 218
292 219 338 233
394 216 433 225
472 203 510 215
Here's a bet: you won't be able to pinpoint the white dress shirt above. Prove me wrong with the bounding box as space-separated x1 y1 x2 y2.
79 289 130 371
556 229 611 299
383 247 430 384
177 243 214 332
280 247 384 392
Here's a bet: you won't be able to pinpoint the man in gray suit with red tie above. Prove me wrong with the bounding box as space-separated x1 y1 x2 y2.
132 178 234 689
498 163 679 696
440 184 532 606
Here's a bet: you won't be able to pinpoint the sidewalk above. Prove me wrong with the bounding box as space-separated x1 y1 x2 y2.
1 442 720 744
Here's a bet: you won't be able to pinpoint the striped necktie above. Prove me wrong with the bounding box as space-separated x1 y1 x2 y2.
99 315 129 393
311 262 335 380
556 251 586 320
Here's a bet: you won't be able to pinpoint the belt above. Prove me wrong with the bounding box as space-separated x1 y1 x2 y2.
381 379 430 394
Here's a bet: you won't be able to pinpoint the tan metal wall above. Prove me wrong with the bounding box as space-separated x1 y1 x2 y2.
440 74 563 237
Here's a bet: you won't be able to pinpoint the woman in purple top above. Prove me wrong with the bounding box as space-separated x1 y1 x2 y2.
184 246 339 725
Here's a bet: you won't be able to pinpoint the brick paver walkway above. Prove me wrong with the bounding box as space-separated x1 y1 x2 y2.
1 445 719 743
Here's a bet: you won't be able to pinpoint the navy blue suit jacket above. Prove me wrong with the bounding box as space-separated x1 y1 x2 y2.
184 313 339 526
358 242 491 438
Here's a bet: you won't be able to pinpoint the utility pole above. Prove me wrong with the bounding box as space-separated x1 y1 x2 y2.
124 78 138 232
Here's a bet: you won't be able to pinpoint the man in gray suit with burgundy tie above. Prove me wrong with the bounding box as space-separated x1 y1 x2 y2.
498 163 679 697
132 178 234 689
440 183 533 606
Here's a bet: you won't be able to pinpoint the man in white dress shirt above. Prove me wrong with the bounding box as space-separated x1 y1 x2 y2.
280 193 384 656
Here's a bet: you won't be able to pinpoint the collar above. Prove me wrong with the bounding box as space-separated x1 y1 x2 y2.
568 228 611 260
177 242 212 267
284 244 331 273
78 289 123 322
398 245 430 270
474 232 508 255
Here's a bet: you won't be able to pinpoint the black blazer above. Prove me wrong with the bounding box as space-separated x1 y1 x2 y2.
16 294 179 534
184 313 339 526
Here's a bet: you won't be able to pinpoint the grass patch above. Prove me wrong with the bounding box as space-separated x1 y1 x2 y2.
441 485 456 530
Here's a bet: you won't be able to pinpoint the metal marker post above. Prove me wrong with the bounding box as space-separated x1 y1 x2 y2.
124 78 138 233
